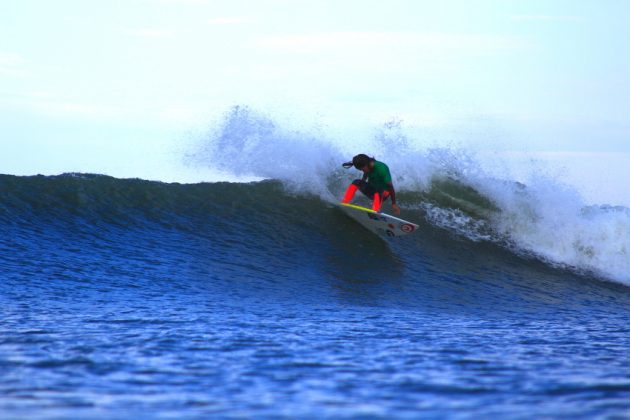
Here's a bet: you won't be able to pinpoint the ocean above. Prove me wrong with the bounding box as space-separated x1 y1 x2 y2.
1 170 629 418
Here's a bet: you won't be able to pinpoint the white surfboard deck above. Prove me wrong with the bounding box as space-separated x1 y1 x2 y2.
339 203 419 237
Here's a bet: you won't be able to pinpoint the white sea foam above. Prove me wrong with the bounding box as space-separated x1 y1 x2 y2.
478 174 630 285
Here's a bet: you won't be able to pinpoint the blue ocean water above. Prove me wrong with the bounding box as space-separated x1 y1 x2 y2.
1 173 629 418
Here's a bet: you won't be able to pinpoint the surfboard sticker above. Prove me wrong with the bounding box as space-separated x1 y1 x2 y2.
339 203 419 237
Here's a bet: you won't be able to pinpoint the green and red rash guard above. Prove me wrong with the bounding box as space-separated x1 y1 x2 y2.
362 160 397 204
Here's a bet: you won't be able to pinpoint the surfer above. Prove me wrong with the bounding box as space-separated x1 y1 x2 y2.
342 154 401 215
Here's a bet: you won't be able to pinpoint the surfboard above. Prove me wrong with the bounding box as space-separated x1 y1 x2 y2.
339 203 419 237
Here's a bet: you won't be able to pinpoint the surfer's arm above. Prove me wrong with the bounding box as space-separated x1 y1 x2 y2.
386 182 397 205
387 183 401 215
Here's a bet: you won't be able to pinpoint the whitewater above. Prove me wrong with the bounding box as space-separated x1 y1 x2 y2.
1 106 629 418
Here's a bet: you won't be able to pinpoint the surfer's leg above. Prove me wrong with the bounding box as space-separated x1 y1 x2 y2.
353 181 382 211
342 180 362 203
372 192 381 211
342 184 358 203
345 180 381 208
372 190 389 212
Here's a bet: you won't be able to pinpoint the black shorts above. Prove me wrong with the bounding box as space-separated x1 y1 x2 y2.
352 179 389 202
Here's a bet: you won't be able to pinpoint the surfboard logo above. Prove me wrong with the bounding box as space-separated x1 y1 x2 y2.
400 223 416 233
367 213 387 222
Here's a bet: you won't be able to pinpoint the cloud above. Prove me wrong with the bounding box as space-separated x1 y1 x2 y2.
25 100 121 120
153 0 209 4
255 32 527 54
125 28 176 38
0 52 27 76
510 14 583 22
208 17 252 25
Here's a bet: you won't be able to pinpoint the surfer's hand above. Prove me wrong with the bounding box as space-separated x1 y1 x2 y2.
392 204 401 215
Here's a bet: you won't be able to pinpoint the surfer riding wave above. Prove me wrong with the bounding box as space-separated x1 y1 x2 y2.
342 154 401 215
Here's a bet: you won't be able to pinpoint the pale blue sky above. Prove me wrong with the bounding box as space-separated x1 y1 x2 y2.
2 0 630 180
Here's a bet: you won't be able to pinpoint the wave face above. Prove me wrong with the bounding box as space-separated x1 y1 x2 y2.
1 172 630 418
3 170 629 285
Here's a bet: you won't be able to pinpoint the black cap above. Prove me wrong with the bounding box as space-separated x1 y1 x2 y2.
352 154 372 169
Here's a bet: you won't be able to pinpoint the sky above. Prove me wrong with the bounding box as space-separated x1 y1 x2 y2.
2 0 630 186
